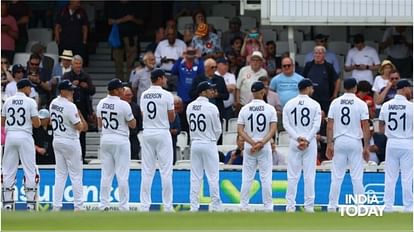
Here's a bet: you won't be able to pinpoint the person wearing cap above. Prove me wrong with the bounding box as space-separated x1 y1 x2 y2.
131 52 156 105
5 64 39 103
236 51 268 114
191 22 221 59
97 78 137 211
283 78 322 213
50 80 88 211
269 57 304 107
1 79 41 211
378 79 413 212
372 60 396 116
345 34 380 84
154 26 186 72
302 45 339 114
237 81 277 212
31 42 54 78
304 34 340 74
326 77 371 212
52 50 74 82
215 57 237 120
375 69 401 107
33 109 55 165
190 58 229 121
186 81 222 212
139 69 175 212
221 16 246 52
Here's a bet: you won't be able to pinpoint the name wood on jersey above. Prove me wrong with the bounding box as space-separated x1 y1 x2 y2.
51 104 64 113
102 103 115 110
249 106 264 111
12 100 23 105
340 99 354 105
388 104 406 110
143 93 162 99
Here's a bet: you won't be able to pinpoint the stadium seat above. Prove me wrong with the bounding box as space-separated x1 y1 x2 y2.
177 131 189 149
177 16 193 31
239 15 257 32
300 40 315 54
328 41 350 56
275 41 296 55
276 145 289 164
278 29 304 48
336 54 345 73
46 41 59 55
365 40 379 52
320 160 333 169
226 117 238 133
206 16 229 34
363 27 386 42
28 28 53 45
217 145 237 155
314 26 347 41
276 131 289 146
25 40 40 53
12 53 31 66
175 160 191 169
211 4 236 18
295 53 306 68
261 28 277 43
44 53 59 66
222 132 237 145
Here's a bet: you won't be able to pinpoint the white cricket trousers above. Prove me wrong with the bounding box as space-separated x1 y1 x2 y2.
328 136 364 210
240 142 273 211
286 138 317 212
140 130 173 211
190 141 221 211
99 138 131 211
384 139 413 212
2 132 37 205
53 138 83 210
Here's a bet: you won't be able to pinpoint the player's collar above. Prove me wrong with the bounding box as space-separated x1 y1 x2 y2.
151 85 162 89
197 96 209 101
15 92 25 96
107 95 120 100
394 94 407 100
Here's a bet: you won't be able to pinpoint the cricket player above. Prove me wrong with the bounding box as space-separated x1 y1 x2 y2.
283 78 321 213
186 81 222 212
237 81 277 212
326 78 370 212
97 79 136 211
140 69 175 212
50 80 87 211
1 79 41 211
379 79 413 212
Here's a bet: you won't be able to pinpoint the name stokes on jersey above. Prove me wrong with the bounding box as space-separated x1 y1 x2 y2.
102 103 115 110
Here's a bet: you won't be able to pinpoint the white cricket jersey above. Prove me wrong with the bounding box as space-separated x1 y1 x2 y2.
328 93 369 139
283 94 322 141
186 96 222 142
49 96 81 139
1 92 39 135
140 85 174 130
97 95 134 139
379 94 413 140
237 99 277 140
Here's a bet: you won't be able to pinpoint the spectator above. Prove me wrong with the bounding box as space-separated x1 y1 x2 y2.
26 54 52 108
316 111 328 163
8 0 30 53
269 57 304 107
345 34 380 84
51 50 74 97
372 60 396 116
235 51 268 114
182 26 194 47
191 8 206 30
374 69 400 106
165 18 183 40
155 27 186 73
241 28 265 65
131 52 155 105
190 58 229 121
215 57 236 120
170 95 182 165
226 50 243 77
224 135 244 165
5 64 39 104
31 43 55 79
33 109 55 164
302 46 339 114
55 0 88 65
108 0 142 81
62 55 96 163
357 81 376 119
258 76 282 118
368 123 387 164
191 23 221 59
221 17 246 52
380 26 413 79
272 138 286 165
145 26 165 53
128 60 144 87
1 2 18 63
1 57 13 94
121 86 142 160
265 41 282 77
304 34 340 74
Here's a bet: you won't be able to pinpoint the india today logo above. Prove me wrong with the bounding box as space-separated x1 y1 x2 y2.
339 194 385 217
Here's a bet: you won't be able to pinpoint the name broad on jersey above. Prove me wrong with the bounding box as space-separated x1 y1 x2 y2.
143 93 162 99
340 99 354 105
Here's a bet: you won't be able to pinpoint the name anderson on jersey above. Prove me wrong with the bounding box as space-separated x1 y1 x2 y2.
143 93 162 99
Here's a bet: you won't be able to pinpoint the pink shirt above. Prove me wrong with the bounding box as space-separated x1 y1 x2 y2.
1 15 18 51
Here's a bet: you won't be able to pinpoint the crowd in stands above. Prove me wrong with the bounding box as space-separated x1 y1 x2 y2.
1 1 412 167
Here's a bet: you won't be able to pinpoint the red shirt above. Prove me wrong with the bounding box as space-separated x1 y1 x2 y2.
357 92 375 117
1 15 18 51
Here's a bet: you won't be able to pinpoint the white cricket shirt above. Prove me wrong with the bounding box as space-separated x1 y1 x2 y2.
140 85 174 130
49 96 81 139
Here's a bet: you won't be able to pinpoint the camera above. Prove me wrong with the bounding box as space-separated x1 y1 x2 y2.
248 32 259 39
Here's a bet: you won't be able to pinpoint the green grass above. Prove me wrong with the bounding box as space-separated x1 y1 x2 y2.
1 211 412 232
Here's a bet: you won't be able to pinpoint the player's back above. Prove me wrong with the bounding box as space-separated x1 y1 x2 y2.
140 86 174 130
2 92 38 135
237 99 277 140
49 96 80 139
379 95 413 140
283 94 321 134
186 96 221 141
328 93 369 139
97 96 132 139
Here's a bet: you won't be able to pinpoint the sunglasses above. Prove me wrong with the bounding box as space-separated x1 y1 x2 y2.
210 66 217 69
30 62 40 66
282 64 292 68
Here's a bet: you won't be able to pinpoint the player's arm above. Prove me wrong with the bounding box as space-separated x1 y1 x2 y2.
168 110 175 123
261 122 277 145
282 106 300 141
305 106 322 142
326 118 334 159
361 119 371 162
1 116 6 127
128 118 137 129
31 116 41 128
212 108 222 141
74 110 87 132
237 124 255 146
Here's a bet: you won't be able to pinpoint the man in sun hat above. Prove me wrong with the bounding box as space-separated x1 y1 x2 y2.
51 50 74 96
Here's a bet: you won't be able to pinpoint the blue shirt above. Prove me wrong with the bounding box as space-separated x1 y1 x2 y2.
305 49 340 74
171 57 205 103
270 72 304 107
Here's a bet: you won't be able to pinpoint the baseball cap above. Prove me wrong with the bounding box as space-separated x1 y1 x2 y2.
58 80 77 91
107 78 124 91
251 51 264 61
251 81 265 93
12 64 25 74
396 79 413 90
197 81 216 95
150 69 166 81
298 78 317 90
38 109 50 119
343 78 358 90
16 79 35 89
216 57 228 65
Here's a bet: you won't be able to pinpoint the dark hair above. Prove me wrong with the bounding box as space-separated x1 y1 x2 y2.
389 69 400 75
258 75 269 82
192 9 206 23
266 40 276 46
230 36 243 45
353 34 365 44
357 80 372 93
29 53 41 61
